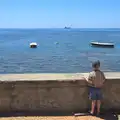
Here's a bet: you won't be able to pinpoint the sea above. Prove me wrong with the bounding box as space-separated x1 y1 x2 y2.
0 28 120 74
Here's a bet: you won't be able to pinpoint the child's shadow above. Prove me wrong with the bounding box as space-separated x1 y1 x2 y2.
98 113 118 120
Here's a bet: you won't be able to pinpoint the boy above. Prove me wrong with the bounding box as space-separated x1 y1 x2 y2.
86 60 106 115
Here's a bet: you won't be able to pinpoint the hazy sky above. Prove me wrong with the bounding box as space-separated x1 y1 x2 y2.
0 0 120 28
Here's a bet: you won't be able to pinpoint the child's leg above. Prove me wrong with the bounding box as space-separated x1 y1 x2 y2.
96 89 102 114
91 100 96 114
96 100 101 114
89 87 97 114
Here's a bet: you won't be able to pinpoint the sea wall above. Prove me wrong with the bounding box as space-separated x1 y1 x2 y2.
0 72 120 113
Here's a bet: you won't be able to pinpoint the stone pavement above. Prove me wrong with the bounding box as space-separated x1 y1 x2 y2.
0 111 118 120
0 116 104 120
0 114 119 120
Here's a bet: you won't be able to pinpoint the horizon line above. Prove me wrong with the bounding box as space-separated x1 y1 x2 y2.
0 28 120 29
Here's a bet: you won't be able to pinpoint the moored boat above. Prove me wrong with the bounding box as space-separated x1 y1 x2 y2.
30 42 37 48
90 42 114 48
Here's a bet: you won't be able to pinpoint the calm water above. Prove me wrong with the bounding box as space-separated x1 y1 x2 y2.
0 28 120 73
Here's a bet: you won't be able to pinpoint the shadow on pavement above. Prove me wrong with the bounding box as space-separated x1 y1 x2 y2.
0 111 72 117
0 111 119 120
97 113 118 120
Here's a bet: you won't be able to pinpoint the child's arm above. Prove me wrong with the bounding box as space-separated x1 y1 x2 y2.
85 73 93 84
102 72 106 84
99 72 106 88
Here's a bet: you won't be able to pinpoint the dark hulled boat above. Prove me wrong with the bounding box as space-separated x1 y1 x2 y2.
90 42 114 48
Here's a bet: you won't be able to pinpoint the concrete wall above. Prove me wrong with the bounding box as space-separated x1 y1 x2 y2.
0 73 120 113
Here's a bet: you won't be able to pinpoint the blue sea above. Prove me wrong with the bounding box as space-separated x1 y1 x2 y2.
0 28 120 74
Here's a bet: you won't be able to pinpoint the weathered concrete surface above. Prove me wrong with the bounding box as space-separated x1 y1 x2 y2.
0 116 105 120
0 72 120 113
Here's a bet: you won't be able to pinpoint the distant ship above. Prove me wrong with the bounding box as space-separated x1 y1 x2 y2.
64 27 71 29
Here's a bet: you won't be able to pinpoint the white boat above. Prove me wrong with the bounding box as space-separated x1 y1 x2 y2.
30 42 37 48
90 42 114 48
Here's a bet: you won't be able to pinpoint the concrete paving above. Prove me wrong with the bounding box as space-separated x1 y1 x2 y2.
0 116 104 120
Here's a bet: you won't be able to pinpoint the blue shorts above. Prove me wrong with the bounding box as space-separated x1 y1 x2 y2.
89 87 103 100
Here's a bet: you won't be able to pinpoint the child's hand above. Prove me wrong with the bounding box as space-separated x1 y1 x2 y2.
84 76 89 81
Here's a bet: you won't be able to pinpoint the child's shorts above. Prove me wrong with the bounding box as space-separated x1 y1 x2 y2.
89 86 103 100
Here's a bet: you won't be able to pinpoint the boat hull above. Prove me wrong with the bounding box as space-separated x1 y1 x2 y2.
30 42 37 48
30 45 37 48
90 42 114 48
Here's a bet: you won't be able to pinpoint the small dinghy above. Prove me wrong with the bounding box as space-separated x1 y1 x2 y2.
90 42 114 48
30 42 37 48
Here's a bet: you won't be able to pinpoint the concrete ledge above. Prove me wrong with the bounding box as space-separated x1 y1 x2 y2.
0 72 120 81
0 72 120 113
0 73 84 81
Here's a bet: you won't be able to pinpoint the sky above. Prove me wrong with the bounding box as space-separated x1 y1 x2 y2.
0 0 120 28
